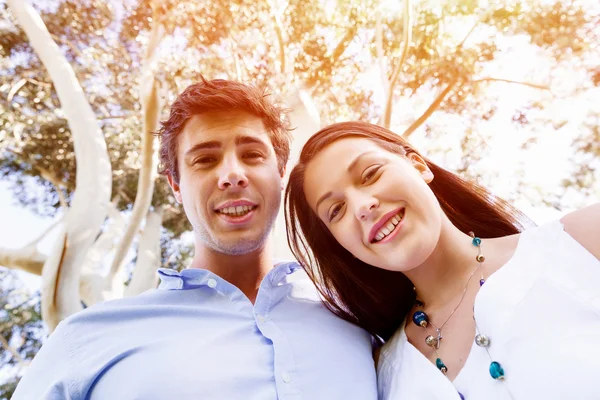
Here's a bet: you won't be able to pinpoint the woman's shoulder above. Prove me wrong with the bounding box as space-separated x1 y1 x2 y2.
378 323 407 369
559 203 600 259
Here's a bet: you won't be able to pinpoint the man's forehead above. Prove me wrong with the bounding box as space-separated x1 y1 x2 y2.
179 112 270 148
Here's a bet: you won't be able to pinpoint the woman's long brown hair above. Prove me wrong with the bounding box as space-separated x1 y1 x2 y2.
285 121 533 343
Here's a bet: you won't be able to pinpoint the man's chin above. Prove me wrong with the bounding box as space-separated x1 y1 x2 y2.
213 234 268 256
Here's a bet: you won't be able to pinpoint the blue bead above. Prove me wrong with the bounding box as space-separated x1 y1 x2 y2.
479 278 485 286
489 361 505 380
412 311 429 327
472 237 481 246
436 357 446 370
458 392 465 400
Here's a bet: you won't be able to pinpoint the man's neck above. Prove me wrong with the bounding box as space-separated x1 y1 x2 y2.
190 241 273 304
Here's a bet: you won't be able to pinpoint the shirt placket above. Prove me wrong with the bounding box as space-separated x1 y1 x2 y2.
253 269 302 400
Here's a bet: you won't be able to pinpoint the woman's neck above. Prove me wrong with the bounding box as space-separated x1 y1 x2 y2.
403 218 481 312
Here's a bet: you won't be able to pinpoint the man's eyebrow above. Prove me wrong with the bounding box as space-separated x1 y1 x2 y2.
184 141 221 158
235 135 268 147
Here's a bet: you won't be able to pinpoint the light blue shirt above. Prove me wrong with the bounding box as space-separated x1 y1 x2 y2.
12 262 377 399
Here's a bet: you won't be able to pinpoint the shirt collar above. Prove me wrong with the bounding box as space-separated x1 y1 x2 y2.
158 261 301 291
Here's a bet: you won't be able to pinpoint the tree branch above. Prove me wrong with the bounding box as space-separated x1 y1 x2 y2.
24 217 63 249
0 246 46 275
126 207 163 297
266 0 287 74
329 26 358 66
310 25 358 95
8 0 112 330
109 6 163 279
5 148 69 209
472 77 550 91
0 333 26 368
38 167 68 209
230 38 243 81
402 78 459 139
458 18 480 49
7 78 27 103
375 7 388 96
383 0 412 128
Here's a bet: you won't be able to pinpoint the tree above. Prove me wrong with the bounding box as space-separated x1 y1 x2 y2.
0 270 44 400
0 0 598 388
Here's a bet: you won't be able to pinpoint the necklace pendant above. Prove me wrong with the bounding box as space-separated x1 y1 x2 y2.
489 361 505 380
412 311 429 328
436 358 448 374
425 335 439 348
475 334 490 347
479 278 485 286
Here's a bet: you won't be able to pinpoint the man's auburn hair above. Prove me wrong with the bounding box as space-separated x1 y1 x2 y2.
157 76 292 183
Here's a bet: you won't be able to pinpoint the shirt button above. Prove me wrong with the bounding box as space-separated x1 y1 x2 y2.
256 315 265 323
207 278 217 288
282 372 292 383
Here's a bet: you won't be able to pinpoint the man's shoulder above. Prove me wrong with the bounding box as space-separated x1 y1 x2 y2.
60 288 168 330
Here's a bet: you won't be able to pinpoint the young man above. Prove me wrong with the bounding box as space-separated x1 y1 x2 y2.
12 78 377 399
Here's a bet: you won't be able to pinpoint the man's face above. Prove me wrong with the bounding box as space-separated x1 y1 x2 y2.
168 110 284 255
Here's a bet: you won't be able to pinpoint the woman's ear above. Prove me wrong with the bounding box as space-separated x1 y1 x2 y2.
408 153 434 183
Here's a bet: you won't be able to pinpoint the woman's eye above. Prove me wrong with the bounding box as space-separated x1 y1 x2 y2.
362 166 381 183
329 204 343 221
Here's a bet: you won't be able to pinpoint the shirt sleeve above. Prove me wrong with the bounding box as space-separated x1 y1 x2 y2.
11 321 77 400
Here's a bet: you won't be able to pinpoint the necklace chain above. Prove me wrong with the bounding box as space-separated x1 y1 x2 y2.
428 264 480 333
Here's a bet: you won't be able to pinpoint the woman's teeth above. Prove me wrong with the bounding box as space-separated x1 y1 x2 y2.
374 210 405 242
218 205 255 217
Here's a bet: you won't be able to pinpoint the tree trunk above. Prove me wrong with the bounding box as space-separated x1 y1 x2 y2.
125 208 163 297
383 0 412 129
272 88 321 261
109 10 163 279
79 203 126 306
8 0 112 331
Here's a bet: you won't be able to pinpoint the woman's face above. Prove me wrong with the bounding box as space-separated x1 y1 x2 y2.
303 137 443 272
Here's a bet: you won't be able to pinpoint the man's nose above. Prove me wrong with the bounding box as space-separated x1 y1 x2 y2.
217 156 248 190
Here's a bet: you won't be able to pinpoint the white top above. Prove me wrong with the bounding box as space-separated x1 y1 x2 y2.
377 221 600 400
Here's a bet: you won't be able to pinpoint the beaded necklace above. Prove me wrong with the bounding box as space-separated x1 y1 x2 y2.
411 232 510 400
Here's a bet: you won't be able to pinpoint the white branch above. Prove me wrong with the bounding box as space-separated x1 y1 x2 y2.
0 246 46 276
109 9 163 280
125 208 163 297
473 77 551 91
7 78 27 103
267 0 287 74
8 0 112 331
375 7 388 97
383 0 412 128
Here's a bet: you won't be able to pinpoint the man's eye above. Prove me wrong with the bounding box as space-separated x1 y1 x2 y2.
362 166 381 183
329 204 343 222
193 156 216 165
243 151 263 159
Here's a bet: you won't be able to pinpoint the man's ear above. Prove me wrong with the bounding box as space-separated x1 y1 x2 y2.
167 173 183 203
408 153 434 183
280 166 286 190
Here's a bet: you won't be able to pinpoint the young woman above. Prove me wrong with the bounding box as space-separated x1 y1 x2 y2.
285 121 600 400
